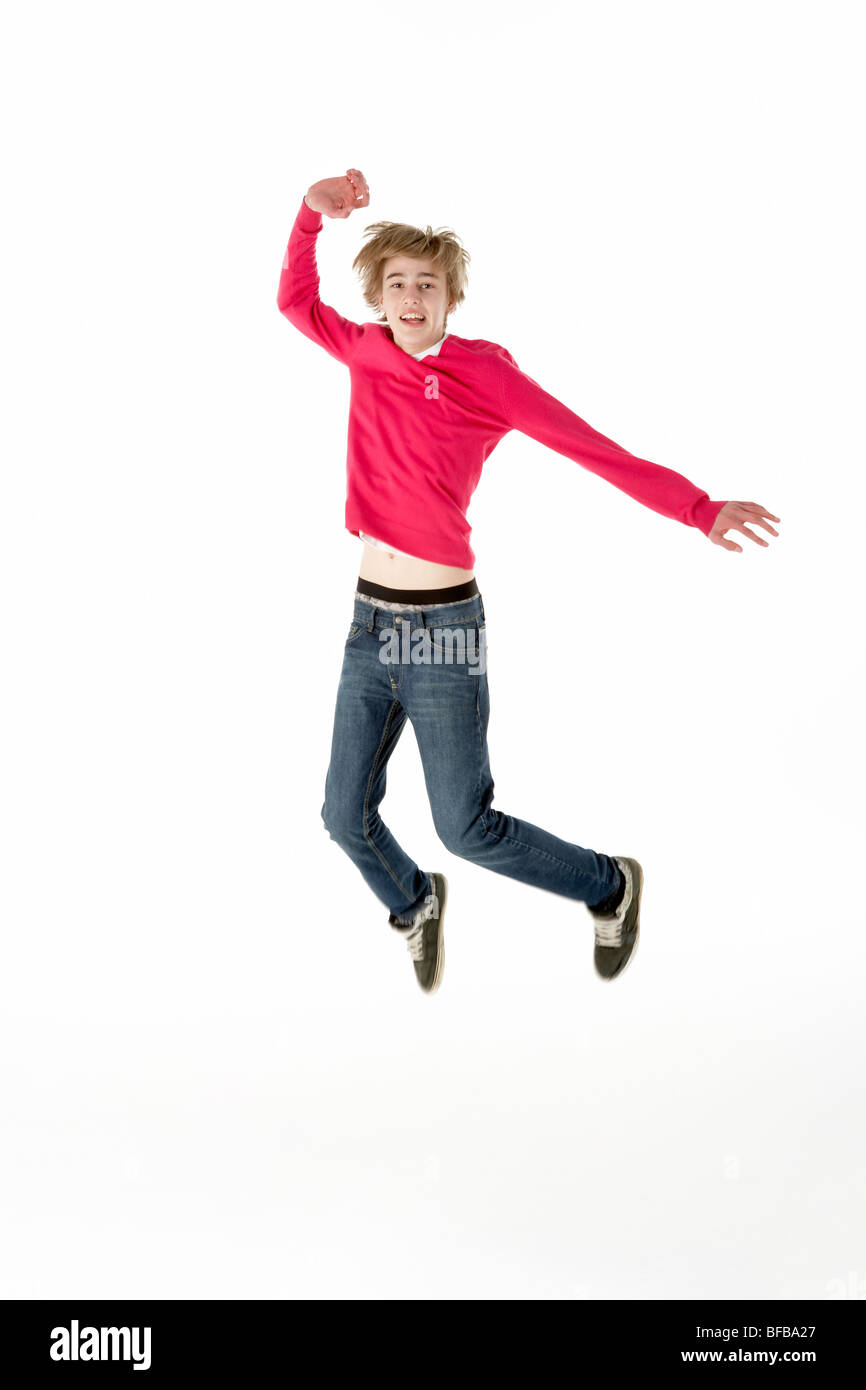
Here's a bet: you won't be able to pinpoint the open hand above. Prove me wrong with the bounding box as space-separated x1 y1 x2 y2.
304 168 370 219
709 501 781 552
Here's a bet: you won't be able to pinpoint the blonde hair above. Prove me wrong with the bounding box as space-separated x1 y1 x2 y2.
352 219 470 331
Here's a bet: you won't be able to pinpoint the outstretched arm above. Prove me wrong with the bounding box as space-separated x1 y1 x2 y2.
276 168 370 365
497 350 727 535
498 350 781 549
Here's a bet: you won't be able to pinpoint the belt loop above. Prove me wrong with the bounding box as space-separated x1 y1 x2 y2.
420 609 429 629
366 604 377 633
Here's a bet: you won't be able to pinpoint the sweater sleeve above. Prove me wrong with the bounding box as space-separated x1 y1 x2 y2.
497 349 726 537
276 197 364 365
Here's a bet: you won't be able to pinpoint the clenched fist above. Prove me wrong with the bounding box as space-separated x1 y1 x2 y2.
304 168 370 219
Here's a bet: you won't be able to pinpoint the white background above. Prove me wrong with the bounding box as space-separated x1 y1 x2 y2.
1 0 863 1299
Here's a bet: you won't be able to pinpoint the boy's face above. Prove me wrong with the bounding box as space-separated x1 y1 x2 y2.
379 255 455 354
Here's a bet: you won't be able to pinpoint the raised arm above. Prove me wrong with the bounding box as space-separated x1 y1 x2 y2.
497 349 729 536
276 169 371 365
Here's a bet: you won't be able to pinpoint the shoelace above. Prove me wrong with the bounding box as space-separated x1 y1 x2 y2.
593 915 625 948
592 863 630 948
403 890 440 961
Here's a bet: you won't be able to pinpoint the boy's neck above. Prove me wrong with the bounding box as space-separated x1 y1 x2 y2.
387 325 448 357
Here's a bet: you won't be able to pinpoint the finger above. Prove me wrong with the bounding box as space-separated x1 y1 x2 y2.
745 514 779 536
742 503 781 522
345 186 368 209
740 525 768 547
346 169 369 203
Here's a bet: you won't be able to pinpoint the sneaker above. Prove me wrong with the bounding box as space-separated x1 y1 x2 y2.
587 856 643 981
388 873 447 994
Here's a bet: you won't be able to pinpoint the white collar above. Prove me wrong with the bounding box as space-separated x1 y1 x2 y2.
411 333 448 359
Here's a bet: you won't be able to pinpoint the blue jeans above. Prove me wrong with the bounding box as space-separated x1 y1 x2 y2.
321 590 621 920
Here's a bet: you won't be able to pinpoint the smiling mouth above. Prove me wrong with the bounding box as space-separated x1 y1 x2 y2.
400 315 426 323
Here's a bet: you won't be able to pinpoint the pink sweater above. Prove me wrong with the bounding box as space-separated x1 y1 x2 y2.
277 197 727 568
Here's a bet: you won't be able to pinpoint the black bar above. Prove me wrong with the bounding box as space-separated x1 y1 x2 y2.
2 1298 862 1376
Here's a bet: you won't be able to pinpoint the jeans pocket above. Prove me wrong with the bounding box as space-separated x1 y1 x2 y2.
345 622 363 645
428 619 485 667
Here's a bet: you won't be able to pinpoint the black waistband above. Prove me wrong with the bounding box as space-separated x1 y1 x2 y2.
355 575 479 604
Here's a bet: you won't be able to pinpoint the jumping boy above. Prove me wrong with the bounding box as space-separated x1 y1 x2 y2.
276 167 780 994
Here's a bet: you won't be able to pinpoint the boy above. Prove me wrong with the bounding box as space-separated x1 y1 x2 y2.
276 167 780 994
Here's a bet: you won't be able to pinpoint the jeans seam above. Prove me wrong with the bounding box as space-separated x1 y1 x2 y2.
362 697 416 903
475 675 488 838
478 823 605 888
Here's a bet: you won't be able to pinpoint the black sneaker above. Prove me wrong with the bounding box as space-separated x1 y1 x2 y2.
587 857 643 981
388 873 447 994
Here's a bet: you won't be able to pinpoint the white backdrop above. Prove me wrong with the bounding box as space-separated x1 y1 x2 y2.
2 0 863 1299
